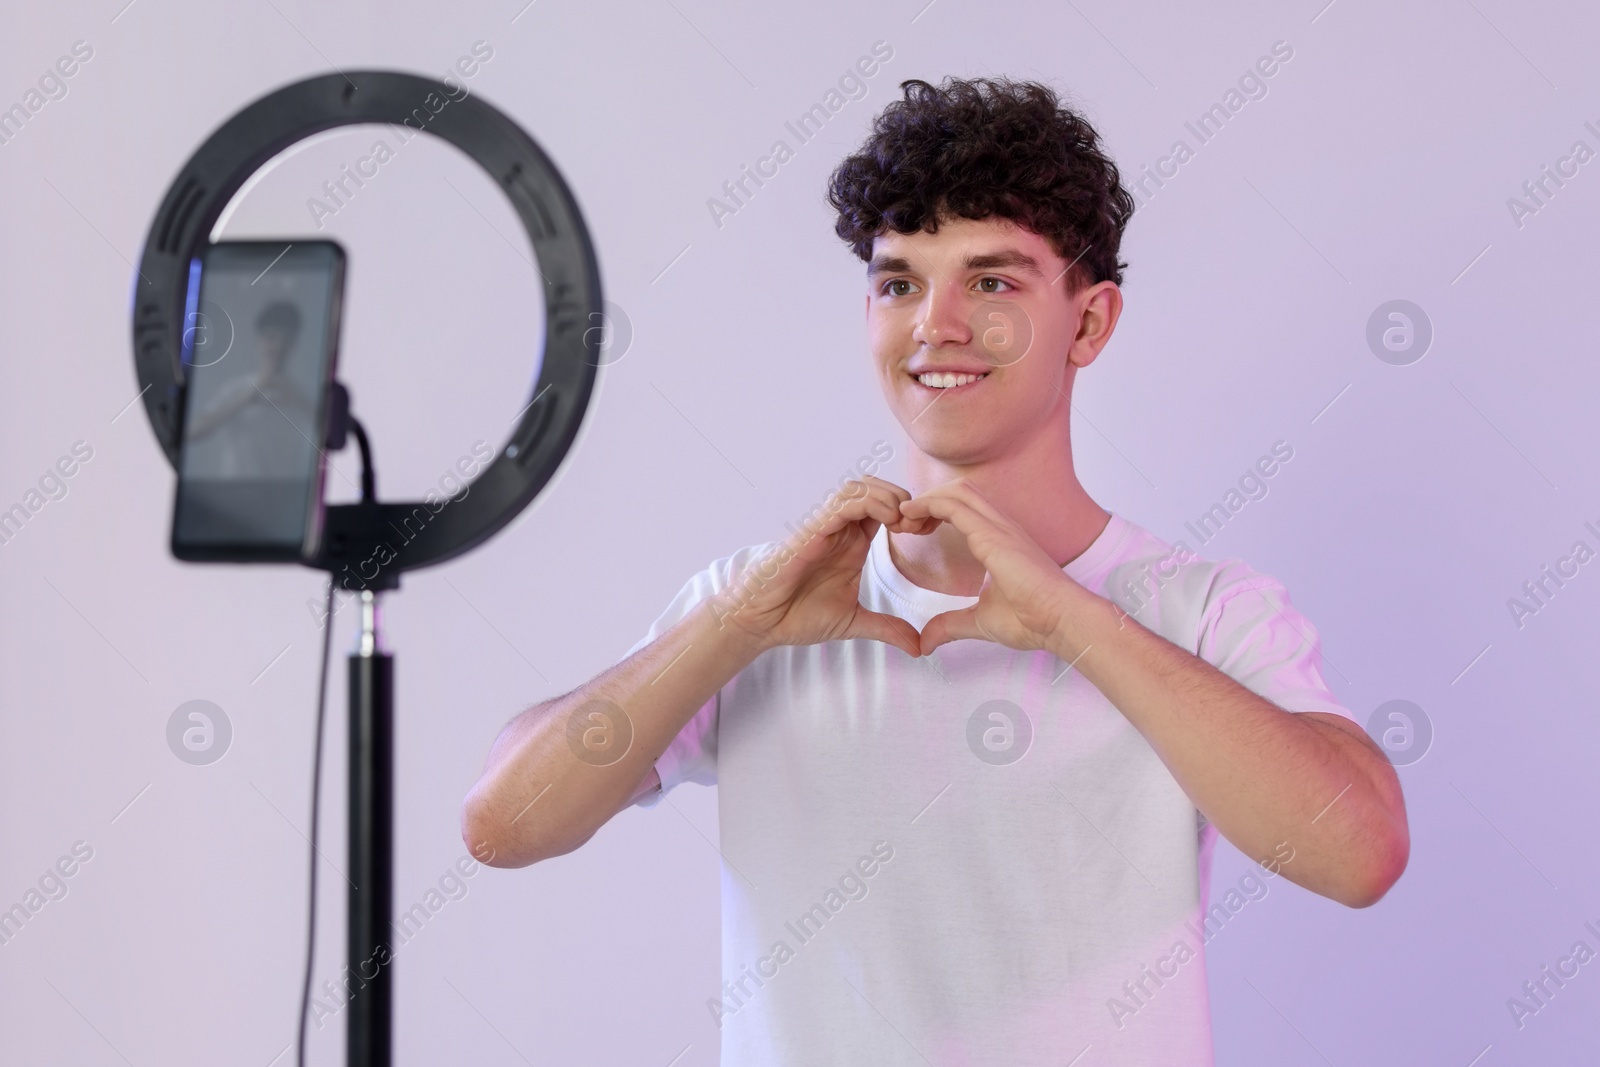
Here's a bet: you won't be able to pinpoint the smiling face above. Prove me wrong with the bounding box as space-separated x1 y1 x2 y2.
865 214 1121 468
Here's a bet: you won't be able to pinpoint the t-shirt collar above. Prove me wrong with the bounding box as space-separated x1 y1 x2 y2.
867 511 1131 618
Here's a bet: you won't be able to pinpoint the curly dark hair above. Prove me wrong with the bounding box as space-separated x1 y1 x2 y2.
826 76 1135 292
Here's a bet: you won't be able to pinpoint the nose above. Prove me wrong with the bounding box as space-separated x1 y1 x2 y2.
912 281 973 348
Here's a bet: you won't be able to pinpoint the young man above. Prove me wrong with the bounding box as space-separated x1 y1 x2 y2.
462 76 1408 1065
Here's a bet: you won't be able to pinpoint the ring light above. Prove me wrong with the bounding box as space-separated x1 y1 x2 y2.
130 69 602 585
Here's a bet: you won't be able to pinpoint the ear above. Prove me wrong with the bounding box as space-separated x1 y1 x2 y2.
1068 281 1122 370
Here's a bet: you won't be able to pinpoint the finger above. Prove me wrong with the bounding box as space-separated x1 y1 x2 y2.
935 478 1012 526
793 481 903 547
898 492 994 543
894 512 943 536
860 481 921 532
842 607 924 658
903 479 1013 530
856 476 925 533
919 607 985 655
837 479 910 528
857 474 913 508
887 495 942 535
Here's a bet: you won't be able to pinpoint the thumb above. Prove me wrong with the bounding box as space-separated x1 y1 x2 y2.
842 608 924 659
919 608 983 655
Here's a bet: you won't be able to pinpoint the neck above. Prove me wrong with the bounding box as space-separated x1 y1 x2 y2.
888 409 1109 597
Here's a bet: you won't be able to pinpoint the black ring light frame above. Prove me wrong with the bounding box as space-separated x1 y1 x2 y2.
131 70 602 588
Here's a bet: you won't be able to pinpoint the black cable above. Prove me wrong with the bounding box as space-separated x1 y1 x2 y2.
348 416 376 503
298 576 337 1066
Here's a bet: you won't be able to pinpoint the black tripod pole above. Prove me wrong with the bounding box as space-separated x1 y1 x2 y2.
348 589 393 1067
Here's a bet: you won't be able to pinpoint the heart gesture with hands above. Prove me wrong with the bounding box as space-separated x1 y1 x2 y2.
712 475 930 659
896 479 1087 657
714 474 1088 662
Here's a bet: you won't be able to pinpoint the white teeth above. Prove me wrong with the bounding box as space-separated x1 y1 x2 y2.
916 372 987 389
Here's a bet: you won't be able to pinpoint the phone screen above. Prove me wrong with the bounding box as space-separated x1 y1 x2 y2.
171 241 345 562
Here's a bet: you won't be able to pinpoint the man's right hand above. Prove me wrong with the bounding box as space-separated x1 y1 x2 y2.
709 476 927 659
462 476 931 867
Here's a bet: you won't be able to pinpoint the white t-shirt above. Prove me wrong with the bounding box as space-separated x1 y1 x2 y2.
627 513 1357 1066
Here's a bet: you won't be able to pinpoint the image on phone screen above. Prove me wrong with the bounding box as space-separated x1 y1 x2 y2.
171 241 345 562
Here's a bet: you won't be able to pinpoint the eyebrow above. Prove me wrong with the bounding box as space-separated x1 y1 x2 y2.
866 254 914 277
866 248 1045 279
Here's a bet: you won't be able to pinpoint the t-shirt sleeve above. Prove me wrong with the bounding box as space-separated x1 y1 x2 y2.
1194 561 1359 726
624 545 773 809
1191 562 1358 837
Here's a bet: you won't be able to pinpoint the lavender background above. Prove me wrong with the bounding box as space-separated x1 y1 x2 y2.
2 0 1597 1063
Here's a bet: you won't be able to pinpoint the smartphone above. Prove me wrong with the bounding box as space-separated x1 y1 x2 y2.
171 240 346 562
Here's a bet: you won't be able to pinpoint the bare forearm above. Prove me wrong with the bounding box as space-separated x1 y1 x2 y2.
462 598 765 866
1049 589 1407 906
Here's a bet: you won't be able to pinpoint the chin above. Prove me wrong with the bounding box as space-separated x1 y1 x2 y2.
904 426 997 466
